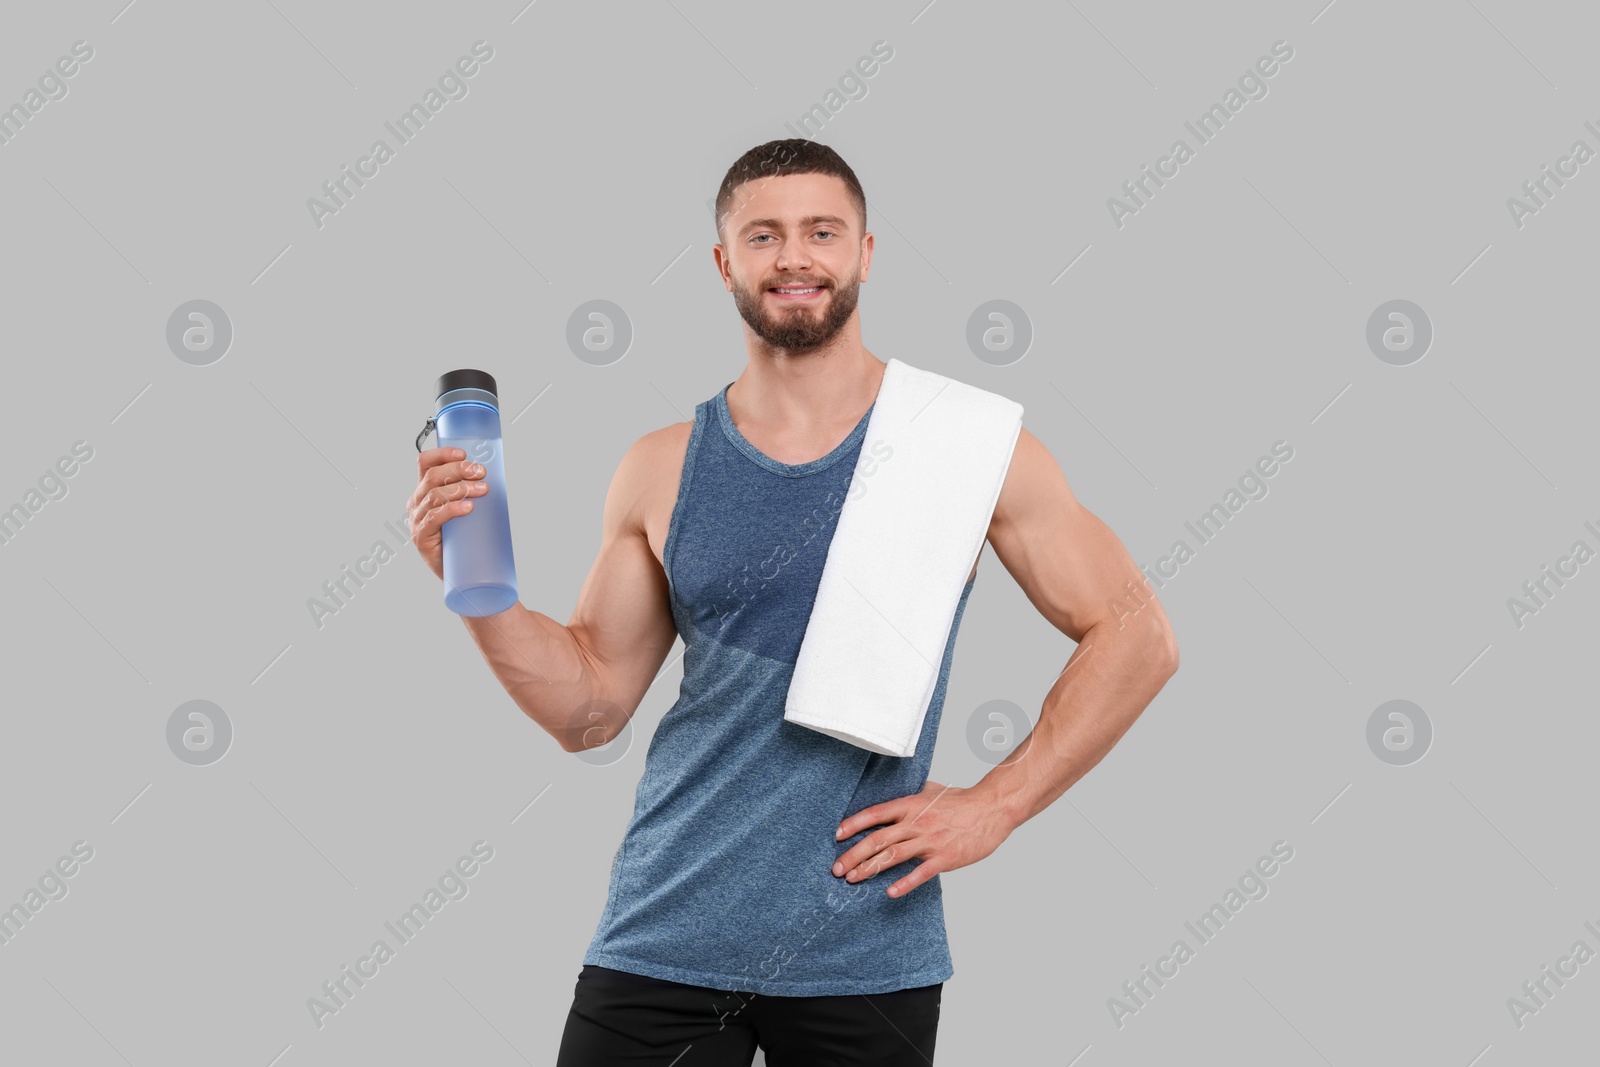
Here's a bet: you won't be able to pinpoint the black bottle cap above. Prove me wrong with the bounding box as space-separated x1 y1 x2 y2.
435 369 498 399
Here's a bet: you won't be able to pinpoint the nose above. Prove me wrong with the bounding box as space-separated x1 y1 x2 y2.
776 242 812 273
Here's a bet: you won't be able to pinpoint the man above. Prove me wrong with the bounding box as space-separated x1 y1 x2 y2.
407 139 1178 1064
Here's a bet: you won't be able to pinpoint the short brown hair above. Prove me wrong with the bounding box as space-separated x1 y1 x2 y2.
714 139 867 243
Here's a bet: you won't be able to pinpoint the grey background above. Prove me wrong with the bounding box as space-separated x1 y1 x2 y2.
2 0 1595 1063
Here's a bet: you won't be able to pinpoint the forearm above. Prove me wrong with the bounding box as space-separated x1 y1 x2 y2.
458 603 607 751
973 618 1177 832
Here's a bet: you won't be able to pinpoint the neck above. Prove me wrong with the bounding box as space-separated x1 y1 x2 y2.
728 348 885 432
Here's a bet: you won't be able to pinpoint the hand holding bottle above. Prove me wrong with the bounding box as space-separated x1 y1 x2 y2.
407 447 488 582
410 369 519 616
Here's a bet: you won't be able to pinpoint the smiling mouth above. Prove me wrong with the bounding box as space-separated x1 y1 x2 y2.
768 285 827 300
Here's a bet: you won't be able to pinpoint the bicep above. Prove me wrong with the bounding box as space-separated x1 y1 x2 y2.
566 434 681 716
986 427 1172 648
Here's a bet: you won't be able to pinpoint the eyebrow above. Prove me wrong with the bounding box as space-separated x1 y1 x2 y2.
737 214 852 237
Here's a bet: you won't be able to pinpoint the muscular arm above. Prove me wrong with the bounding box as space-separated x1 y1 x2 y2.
459 427 684 752
973 426 1180 830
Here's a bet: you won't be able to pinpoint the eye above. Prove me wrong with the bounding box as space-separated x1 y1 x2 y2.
815 230 835 240
750 234 773 244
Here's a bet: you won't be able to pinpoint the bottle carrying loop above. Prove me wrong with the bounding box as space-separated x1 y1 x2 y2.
415 416 436 453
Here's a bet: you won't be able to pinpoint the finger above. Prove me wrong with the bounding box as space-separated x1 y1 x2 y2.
833 825 911 879
414 495 478 540
411 476 488 531
415 446 465 490
844 831 921 883
848 840 905 881
885 860 940 899
409 456 486 511
428 476 490 513
835 797 906 841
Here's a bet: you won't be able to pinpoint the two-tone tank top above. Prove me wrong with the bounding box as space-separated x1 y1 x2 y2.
582 379 976 996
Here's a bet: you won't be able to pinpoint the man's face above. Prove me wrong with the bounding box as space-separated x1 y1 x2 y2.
717 172 870 351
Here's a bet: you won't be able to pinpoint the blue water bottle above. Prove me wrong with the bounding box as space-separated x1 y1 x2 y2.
432 369 519 616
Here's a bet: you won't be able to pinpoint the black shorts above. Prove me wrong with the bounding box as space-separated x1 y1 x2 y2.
555 964 942 1065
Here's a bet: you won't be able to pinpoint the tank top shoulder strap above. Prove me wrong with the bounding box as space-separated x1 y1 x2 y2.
661 394 716 611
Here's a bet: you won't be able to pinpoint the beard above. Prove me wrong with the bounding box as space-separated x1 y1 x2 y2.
731 264 862 351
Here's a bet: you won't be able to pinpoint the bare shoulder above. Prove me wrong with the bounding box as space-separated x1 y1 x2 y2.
992 425 1078 532
611 419 694 566
631 419 694 492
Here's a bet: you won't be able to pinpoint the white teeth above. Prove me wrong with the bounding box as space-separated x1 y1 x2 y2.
774 287 819 294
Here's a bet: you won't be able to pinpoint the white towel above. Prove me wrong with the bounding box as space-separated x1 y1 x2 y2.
783 358 1024 757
